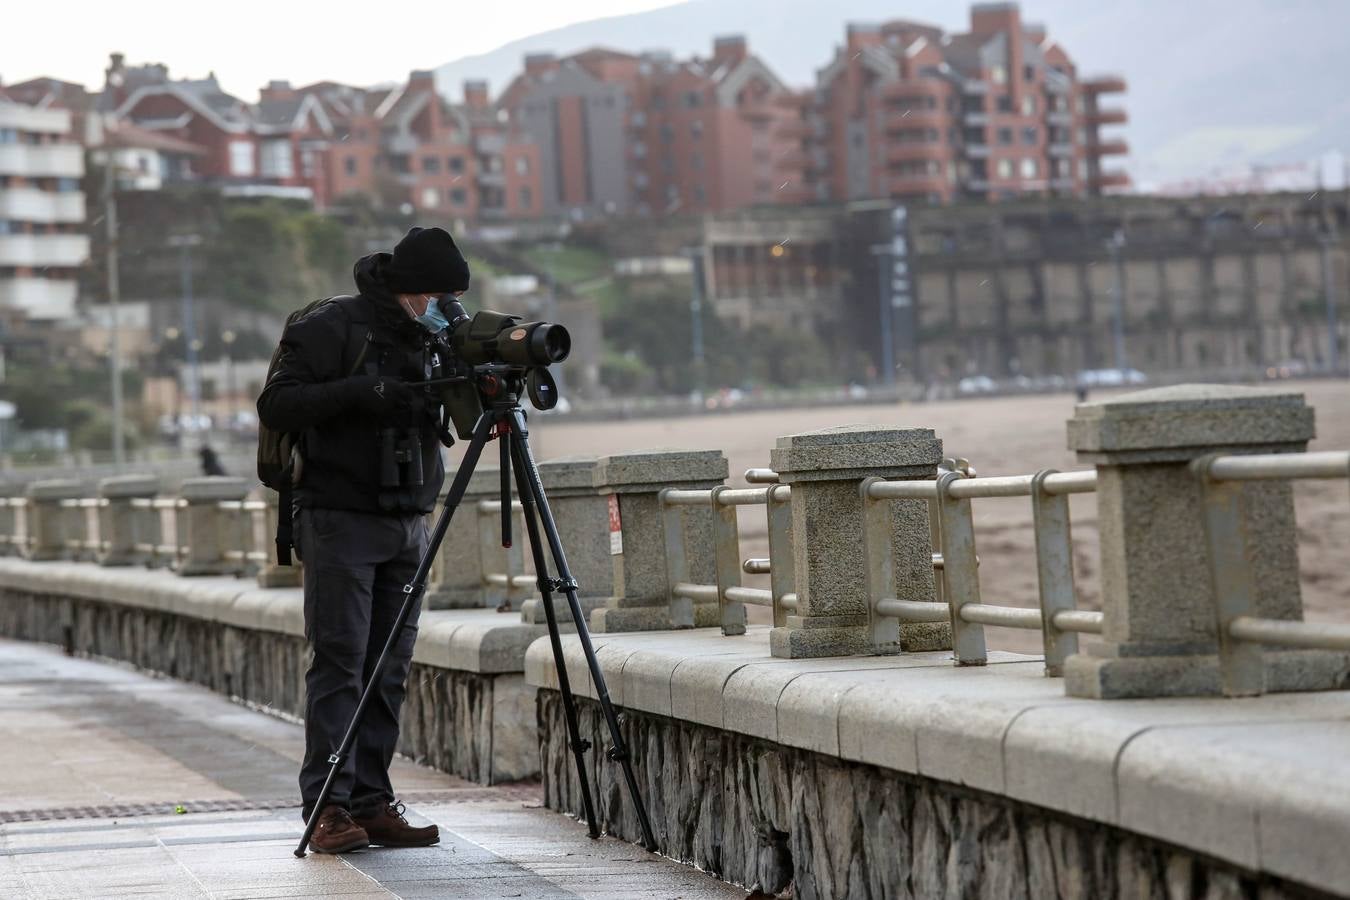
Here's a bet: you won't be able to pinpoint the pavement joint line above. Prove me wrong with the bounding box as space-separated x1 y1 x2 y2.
0 786 543 824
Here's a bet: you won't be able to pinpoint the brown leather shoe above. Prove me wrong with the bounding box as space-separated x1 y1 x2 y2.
352 800 439 848
308 805 369 854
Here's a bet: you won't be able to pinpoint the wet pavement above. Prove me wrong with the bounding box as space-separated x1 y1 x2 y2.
0 639 745 899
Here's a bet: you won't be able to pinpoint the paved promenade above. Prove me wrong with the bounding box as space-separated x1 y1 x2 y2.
0 639 745 899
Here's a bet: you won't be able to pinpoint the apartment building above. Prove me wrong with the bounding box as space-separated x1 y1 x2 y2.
812 2 1128 205
500 36 812 217
0 98 89 321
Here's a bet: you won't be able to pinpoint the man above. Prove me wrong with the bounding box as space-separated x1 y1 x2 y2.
258 226 468 854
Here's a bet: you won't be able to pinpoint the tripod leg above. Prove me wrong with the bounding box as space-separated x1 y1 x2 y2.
506 409 659 852
506 438 600 838
294 413 497 858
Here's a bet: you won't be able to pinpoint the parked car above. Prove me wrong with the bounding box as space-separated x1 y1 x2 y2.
957 375 998 395
1075 368 1147 388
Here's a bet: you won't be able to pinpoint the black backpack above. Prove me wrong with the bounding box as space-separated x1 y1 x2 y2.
257 294 371 564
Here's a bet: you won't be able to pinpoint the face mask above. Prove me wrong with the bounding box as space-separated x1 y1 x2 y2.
403 295 450 332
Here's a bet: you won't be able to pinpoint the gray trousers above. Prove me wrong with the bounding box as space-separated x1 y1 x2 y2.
296 507 427 818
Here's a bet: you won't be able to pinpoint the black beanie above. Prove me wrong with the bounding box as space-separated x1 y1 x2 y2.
382 226 471 294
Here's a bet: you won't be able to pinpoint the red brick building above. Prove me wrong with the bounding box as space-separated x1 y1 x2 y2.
500 36 812 217
811 2 1128 204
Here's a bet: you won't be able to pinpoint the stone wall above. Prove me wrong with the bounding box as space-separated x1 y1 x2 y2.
538 690 1334 900
0 588 518 784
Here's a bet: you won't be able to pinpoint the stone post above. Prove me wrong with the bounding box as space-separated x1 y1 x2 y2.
178 477 250 576
590 449 728 633
23 479 83 561
257 490 301 587
424 465 510 609
1063 384 1337 698
770 426 943 659
96 474 159 567
520 456 609 627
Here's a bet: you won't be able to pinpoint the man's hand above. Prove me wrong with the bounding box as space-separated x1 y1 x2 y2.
337 375 416 417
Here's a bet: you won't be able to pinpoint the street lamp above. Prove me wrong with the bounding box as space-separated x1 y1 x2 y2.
167 234 204 445
680 246 707 398
1106 229 1128 372
868 243 896 386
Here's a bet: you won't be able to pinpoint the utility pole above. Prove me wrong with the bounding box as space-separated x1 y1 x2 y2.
1321 225 1341 376
1107 229 1128 372
168 234 204 445
869 243 895 386
686 248 707 398
101 151 127 468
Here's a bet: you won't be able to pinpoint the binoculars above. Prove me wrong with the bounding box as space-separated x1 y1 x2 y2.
379 426 424 490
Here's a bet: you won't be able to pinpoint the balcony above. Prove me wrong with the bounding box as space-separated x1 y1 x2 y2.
1088 138 1130 156
0 276 78 320
885 108 946 129
963 144 991 159
0 188 85 223
1090 170 1131 190
0 233 90 267
886 173 948 194
886 143 947 164
476 169 506 186
962 111 989 127
1050 177 1076 191
1047 142 1074 157
0 143 84 178
1082 75 1128 94
1045 110 1073 126
475 133 506 155
1086 108 1128 126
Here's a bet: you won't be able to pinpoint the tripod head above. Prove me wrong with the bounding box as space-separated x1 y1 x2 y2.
421 353 562 441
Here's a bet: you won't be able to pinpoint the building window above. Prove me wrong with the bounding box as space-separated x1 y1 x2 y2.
518 186 532 208
260 140 293 178
996 95 1014 113
693 184 706 204
990 65 1008 84
449 188 467 206
691 152 703 171
633 141 647 159
345 156 358 176
1024 64 1036 82
1021 95 1036 115
56 178 79 192
422 156 441 173
690 120 703 140
515 156 529 176
0 129 16 144
0 221 11 235
997 127 1013 145
228 141 255 177
1021 158 1038 178
1021 127 1037 145
996 159 1013 178
684 91 702 108
421 187 440 207
630 110 647 128
659 124 674 144
448 156 465 174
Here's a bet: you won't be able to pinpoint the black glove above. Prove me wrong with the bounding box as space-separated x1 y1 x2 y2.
335 374 416 418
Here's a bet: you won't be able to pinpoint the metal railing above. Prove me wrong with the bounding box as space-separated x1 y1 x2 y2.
477 498 533 607
130 497 186 567
660 469 796 633
1195 450 1350 695
861 463 1100 675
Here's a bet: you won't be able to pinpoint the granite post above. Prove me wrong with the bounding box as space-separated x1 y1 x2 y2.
424 465 512 609
96 474 159 567
178 477 250 576
589 448 728 633
256 490 302 587
520 456 610 628
1063 384 1345 698
23 479 83 561
770 426 945 659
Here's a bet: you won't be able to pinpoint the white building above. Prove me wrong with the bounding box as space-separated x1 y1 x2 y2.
0 99 89 321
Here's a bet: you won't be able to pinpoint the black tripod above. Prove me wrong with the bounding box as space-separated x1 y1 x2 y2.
294 381 658 857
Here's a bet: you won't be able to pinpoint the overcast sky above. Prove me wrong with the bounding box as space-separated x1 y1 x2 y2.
2 0 679 100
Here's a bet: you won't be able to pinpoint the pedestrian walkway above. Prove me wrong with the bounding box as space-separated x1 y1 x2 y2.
0 639 745 899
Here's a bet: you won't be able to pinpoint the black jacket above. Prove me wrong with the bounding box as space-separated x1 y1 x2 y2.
257 254 446 514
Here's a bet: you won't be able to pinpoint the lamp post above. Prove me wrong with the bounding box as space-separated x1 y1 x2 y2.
221 330 237 431
1106 229 1128 372
682 246 707 399
99 150 127 468
167 234 204 445
868 243 895 386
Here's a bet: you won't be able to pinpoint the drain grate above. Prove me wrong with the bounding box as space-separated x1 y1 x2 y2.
0 783 543 824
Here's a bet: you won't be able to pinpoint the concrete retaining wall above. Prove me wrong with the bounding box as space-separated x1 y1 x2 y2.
527 628 1350 899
